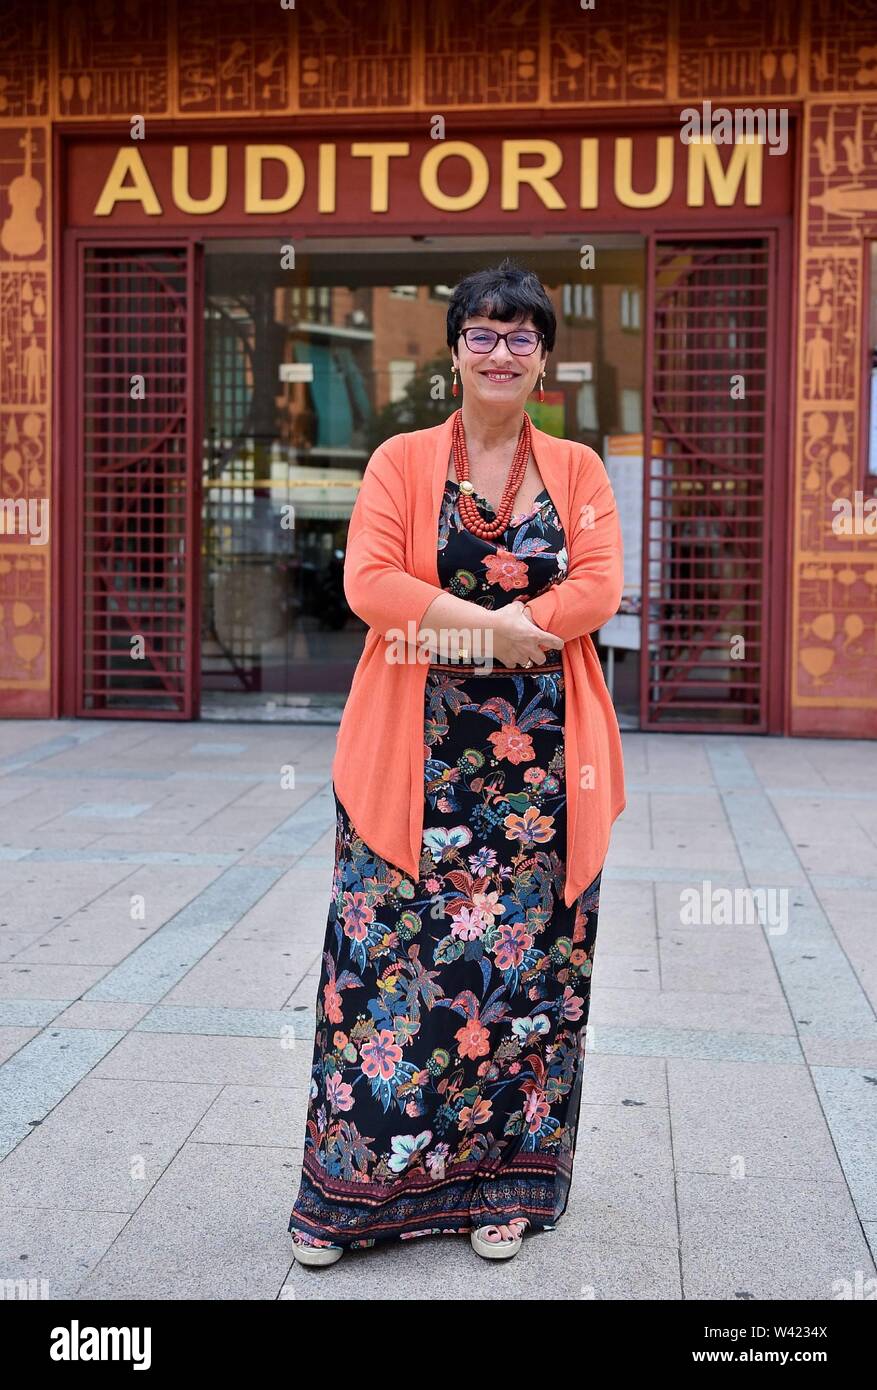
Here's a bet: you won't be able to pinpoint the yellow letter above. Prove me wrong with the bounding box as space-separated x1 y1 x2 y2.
93 148 162 216
318 143 336 213
687 136 763 207
614 136 673 208
501 139 565 210
171 146 227 214
419 141 489 212
351 142 410 213
580 138 598 209
244 145 304 213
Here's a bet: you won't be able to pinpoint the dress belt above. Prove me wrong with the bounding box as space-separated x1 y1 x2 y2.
428 650 563 674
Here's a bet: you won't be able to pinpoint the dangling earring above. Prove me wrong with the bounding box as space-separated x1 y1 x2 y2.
452 366 459 398
538 371 545 403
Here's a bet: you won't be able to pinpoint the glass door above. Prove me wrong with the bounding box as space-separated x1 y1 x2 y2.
200 236 645 724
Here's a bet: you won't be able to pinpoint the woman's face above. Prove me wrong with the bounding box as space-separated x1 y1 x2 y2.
452 313 547 409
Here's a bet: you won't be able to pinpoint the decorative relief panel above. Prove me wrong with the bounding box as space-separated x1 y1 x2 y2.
54 0 168 117
0 123 49 699
809 0 877 94
796 558 877 704
676 0 803 99
0 546 48 689
0 1 49 118
423 0 540 108
298 0 412 110
546 0 669 104
177 0 290 114
793 101 877 716
805 102 877 247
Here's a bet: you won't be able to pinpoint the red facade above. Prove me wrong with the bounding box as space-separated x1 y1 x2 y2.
0 1 873 735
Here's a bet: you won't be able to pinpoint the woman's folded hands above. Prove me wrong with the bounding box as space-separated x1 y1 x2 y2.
486 600 564 670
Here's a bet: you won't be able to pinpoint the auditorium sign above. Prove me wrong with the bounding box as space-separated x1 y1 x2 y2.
65 129 792 229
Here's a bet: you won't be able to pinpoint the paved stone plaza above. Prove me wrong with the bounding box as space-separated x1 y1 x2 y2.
0 719 875 1300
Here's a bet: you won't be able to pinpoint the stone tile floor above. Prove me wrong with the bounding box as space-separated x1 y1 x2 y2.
0 719 875 1300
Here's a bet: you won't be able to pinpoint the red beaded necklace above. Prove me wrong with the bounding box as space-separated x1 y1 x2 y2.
451 407 532 540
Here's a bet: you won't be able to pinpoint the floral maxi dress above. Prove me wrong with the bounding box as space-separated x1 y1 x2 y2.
288 476 603 1250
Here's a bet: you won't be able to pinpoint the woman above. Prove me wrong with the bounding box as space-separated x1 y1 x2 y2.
287 260 626 1266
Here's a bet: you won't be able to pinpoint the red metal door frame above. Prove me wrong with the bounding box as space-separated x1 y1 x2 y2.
58 220 792 730
52 116 796 730
58 232 203 718
641 220 793 735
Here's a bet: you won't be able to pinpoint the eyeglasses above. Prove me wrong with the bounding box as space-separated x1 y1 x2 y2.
459 327 544 356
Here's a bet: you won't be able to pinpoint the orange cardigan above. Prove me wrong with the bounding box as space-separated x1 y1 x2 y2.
332 409 626 907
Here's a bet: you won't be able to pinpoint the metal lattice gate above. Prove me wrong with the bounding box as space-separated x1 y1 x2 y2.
76 245 199 717
642 237 773 730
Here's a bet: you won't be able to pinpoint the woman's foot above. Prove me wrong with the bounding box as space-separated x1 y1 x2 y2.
470 1218 529 1260
291 1231 344 1267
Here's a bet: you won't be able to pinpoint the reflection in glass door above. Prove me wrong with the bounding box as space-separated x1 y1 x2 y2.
202 264 366 716
200 237 645 724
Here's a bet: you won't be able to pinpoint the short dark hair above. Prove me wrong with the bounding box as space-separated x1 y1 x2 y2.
446 259 556 354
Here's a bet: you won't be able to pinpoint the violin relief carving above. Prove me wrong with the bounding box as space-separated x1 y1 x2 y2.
1 129 44 259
